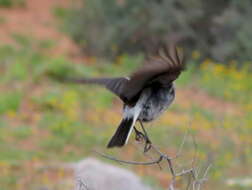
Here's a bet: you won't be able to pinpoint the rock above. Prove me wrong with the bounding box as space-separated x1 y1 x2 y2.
73 157 152 190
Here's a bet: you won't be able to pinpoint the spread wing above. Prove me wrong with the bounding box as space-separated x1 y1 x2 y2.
64 77 129 102
122 45 185 101
60 45 185 104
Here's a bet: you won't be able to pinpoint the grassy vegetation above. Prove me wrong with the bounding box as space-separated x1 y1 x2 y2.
0 0 26 7
0 41 252 190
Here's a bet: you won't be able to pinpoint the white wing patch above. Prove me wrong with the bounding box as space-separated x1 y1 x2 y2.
122 89 151 144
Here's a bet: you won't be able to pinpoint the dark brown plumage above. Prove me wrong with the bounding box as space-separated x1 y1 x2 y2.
60 44 186 148
66 45 185 105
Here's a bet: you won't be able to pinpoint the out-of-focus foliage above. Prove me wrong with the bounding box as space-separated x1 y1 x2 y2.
0 0 25 7
1 0 252 188
67 0 252 62
198 60 252 104
1 40 252 189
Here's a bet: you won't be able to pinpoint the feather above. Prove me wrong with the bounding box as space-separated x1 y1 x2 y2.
60 45 186 105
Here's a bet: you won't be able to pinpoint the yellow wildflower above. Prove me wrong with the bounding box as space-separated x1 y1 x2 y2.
192 50 201 60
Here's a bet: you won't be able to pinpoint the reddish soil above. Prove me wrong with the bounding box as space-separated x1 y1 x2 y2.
177 87 242 116
0 2 243 189
0 0 81 59
0 0 243 116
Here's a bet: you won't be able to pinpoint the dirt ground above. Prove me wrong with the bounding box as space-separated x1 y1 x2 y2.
0 0 81 58
0 0 241 114
0 1 244 189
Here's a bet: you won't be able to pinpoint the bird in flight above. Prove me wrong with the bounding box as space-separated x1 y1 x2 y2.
64 45 186 149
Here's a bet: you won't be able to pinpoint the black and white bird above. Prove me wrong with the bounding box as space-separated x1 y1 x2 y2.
64 45 186 148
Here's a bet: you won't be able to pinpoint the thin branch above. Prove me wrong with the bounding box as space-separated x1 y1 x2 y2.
96 122 211 190
173 130 189 159
175 168 194 177
132 142 163 170
94 150 163 165
76 177 90 190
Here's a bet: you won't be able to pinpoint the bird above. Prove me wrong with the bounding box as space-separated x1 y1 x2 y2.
63 44 186 148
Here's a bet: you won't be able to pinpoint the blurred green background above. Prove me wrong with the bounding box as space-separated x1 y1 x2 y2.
0 0 252 190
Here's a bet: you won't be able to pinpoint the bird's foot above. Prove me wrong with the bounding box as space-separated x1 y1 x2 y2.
144 138 152 153
134 127 152 152
134 127 145 142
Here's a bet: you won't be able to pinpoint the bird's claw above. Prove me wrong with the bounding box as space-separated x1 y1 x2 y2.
134 127 145 142
144 139 152 153
134 127 152 152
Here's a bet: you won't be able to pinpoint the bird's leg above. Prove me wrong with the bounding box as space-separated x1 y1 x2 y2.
134 127 145 142
139 121 152 153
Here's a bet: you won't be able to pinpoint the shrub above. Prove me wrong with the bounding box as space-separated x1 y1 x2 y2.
0 0 25 7
0 0 12 7
67 0 252 62
0 92 22 114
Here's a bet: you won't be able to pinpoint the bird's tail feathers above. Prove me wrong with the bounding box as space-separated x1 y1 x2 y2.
107 117 135 148
107 93 146 148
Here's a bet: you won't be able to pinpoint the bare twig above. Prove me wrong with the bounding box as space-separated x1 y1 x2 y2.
132 142 163 170
76 177 90 190
96 122 211 190
95 150 163 165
